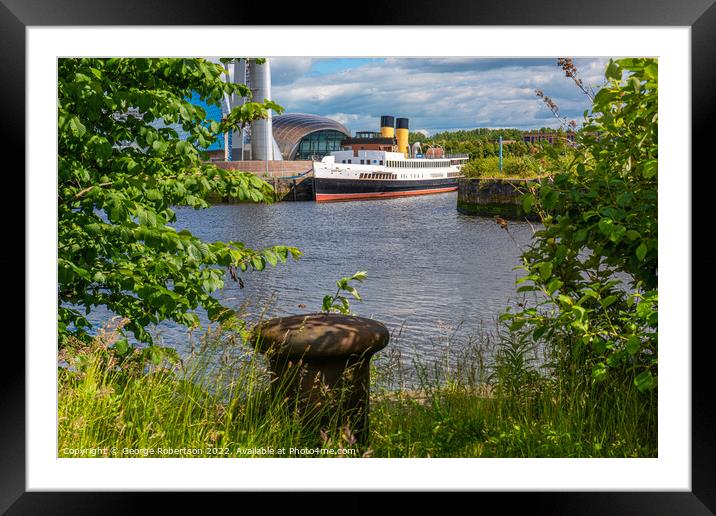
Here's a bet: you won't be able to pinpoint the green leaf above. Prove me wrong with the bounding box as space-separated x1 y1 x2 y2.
176 140 194 155
640 160 657 179
591 363 607 382
598 218 614 236
532 325 548 340
546 278 563 295
582 211 599 222
572 305 587 322
634 370 656 392
351 271 367 282
521 193 535 213
605 59 621 80
626 335 641 355
644 62 657 80
343 286 362 301
95 141 113 160
636 300 654 319
601 295 618 308
264 249 277 267
610 225 626 243
114 339 130 355
543 190 559 211
636 243 648 261
68 116 87 138
626 230 641 241
592 338 607 354
557 294 573 305
539 261 553 281
251 255 265 271
336 297 350 315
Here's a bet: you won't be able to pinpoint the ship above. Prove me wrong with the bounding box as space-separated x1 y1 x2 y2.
313 116 468 202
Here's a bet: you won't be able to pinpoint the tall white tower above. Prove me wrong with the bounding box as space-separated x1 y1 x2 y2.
247 59 275 161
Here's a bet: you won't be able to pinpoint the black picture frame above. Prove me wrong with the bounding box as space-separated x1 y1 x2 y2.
6 0 712 512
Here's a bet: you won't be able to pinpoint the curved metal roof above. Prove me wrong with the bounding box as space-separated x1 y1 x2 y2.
272 113 350 160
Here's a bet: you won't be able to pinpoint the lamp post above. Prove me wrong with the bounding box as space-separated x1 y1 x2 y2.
499 135 503 173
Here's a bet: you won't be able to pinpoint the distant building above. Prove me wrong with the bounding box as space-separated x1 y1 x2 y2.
150 91 232 161
272 113 351 160
522 131 576 144
188 92 231 160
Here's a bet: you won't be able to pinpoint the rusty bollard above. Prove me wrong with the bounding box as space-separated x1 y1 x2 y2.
253 313 389 445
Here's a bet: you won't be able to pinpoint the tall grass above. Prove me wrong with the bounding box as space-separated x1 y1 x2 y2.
59 322 365 458
368 323 656 458
58 319 657 458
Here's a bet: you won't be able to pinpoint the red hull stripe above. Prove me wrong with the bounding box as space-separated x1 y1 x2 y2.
315 186 457 202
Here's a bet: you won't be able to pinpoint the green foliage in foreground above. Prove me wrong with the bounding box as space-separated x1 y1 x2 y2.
58 323 656 458
58 58 300 349
504 58 658 393
321 271 367 315
371 330 655 458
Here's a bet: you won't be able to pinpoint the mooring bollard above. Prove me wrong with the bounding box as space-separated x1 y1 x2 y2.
253 312 389 445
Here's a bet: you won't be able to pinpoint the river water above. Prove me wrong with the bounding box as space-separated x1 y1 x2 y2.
138 191 536 365
81 192 537 366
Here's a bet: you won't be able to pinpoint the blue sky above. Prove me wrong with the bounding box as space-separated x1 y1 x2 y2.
268 57 611 136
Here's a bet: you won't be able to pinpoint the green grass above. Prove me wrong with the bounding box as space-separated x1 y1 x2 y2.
460 155 573 179
59 325 368 458
58 322 657 458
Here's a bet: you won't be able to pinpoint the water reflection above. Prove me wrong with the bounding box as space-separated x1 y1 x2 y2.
87 192 538 365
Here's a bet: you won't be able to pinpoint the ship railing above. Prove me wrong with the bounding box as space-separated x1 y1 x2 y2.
421 153 469 159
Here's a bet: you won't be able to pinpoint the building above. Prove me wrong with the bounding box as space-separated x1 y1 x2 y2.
190 92 231 161
186 59 351 163
522 131 576 144
150 91 231 161
271 113 351 160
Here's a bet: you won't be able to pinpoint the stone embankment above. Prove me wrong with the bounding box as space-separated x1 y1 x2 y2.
457 177 544 220
208 160 314 202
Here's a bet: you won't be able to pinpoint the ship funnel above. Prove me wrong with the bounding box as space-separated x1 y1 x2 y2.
380 115 395 138
396 117 409 156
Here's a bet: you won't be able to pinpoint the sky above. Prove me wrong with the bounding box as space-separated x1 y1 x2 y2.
267 57 611 136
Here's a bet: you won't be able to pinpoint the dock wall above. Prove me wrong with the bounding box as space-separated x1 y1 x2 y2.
208 160 314 202
457 177 543 219
212 160 313 178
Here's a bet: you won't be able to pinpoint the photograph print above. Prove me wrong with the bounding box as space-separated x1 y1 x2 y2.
57 56 658 459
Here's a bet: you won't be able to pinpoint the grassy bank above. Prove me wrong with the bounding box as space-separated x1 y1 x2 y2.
460 155 572 179
58 320 656 458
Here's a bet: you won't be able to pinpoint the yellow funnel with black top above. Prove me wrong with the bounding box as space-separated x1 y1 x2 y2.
380 115 395 138
396 118 409 156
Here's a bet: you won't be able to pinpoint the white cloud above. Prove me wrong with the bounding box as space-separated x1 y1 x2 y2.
270 57 611 134
269 57 313 85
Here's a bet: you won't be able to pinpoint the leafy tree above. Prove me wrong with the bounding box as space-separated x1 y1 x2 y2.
505 58 658 392
58 58 300 354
